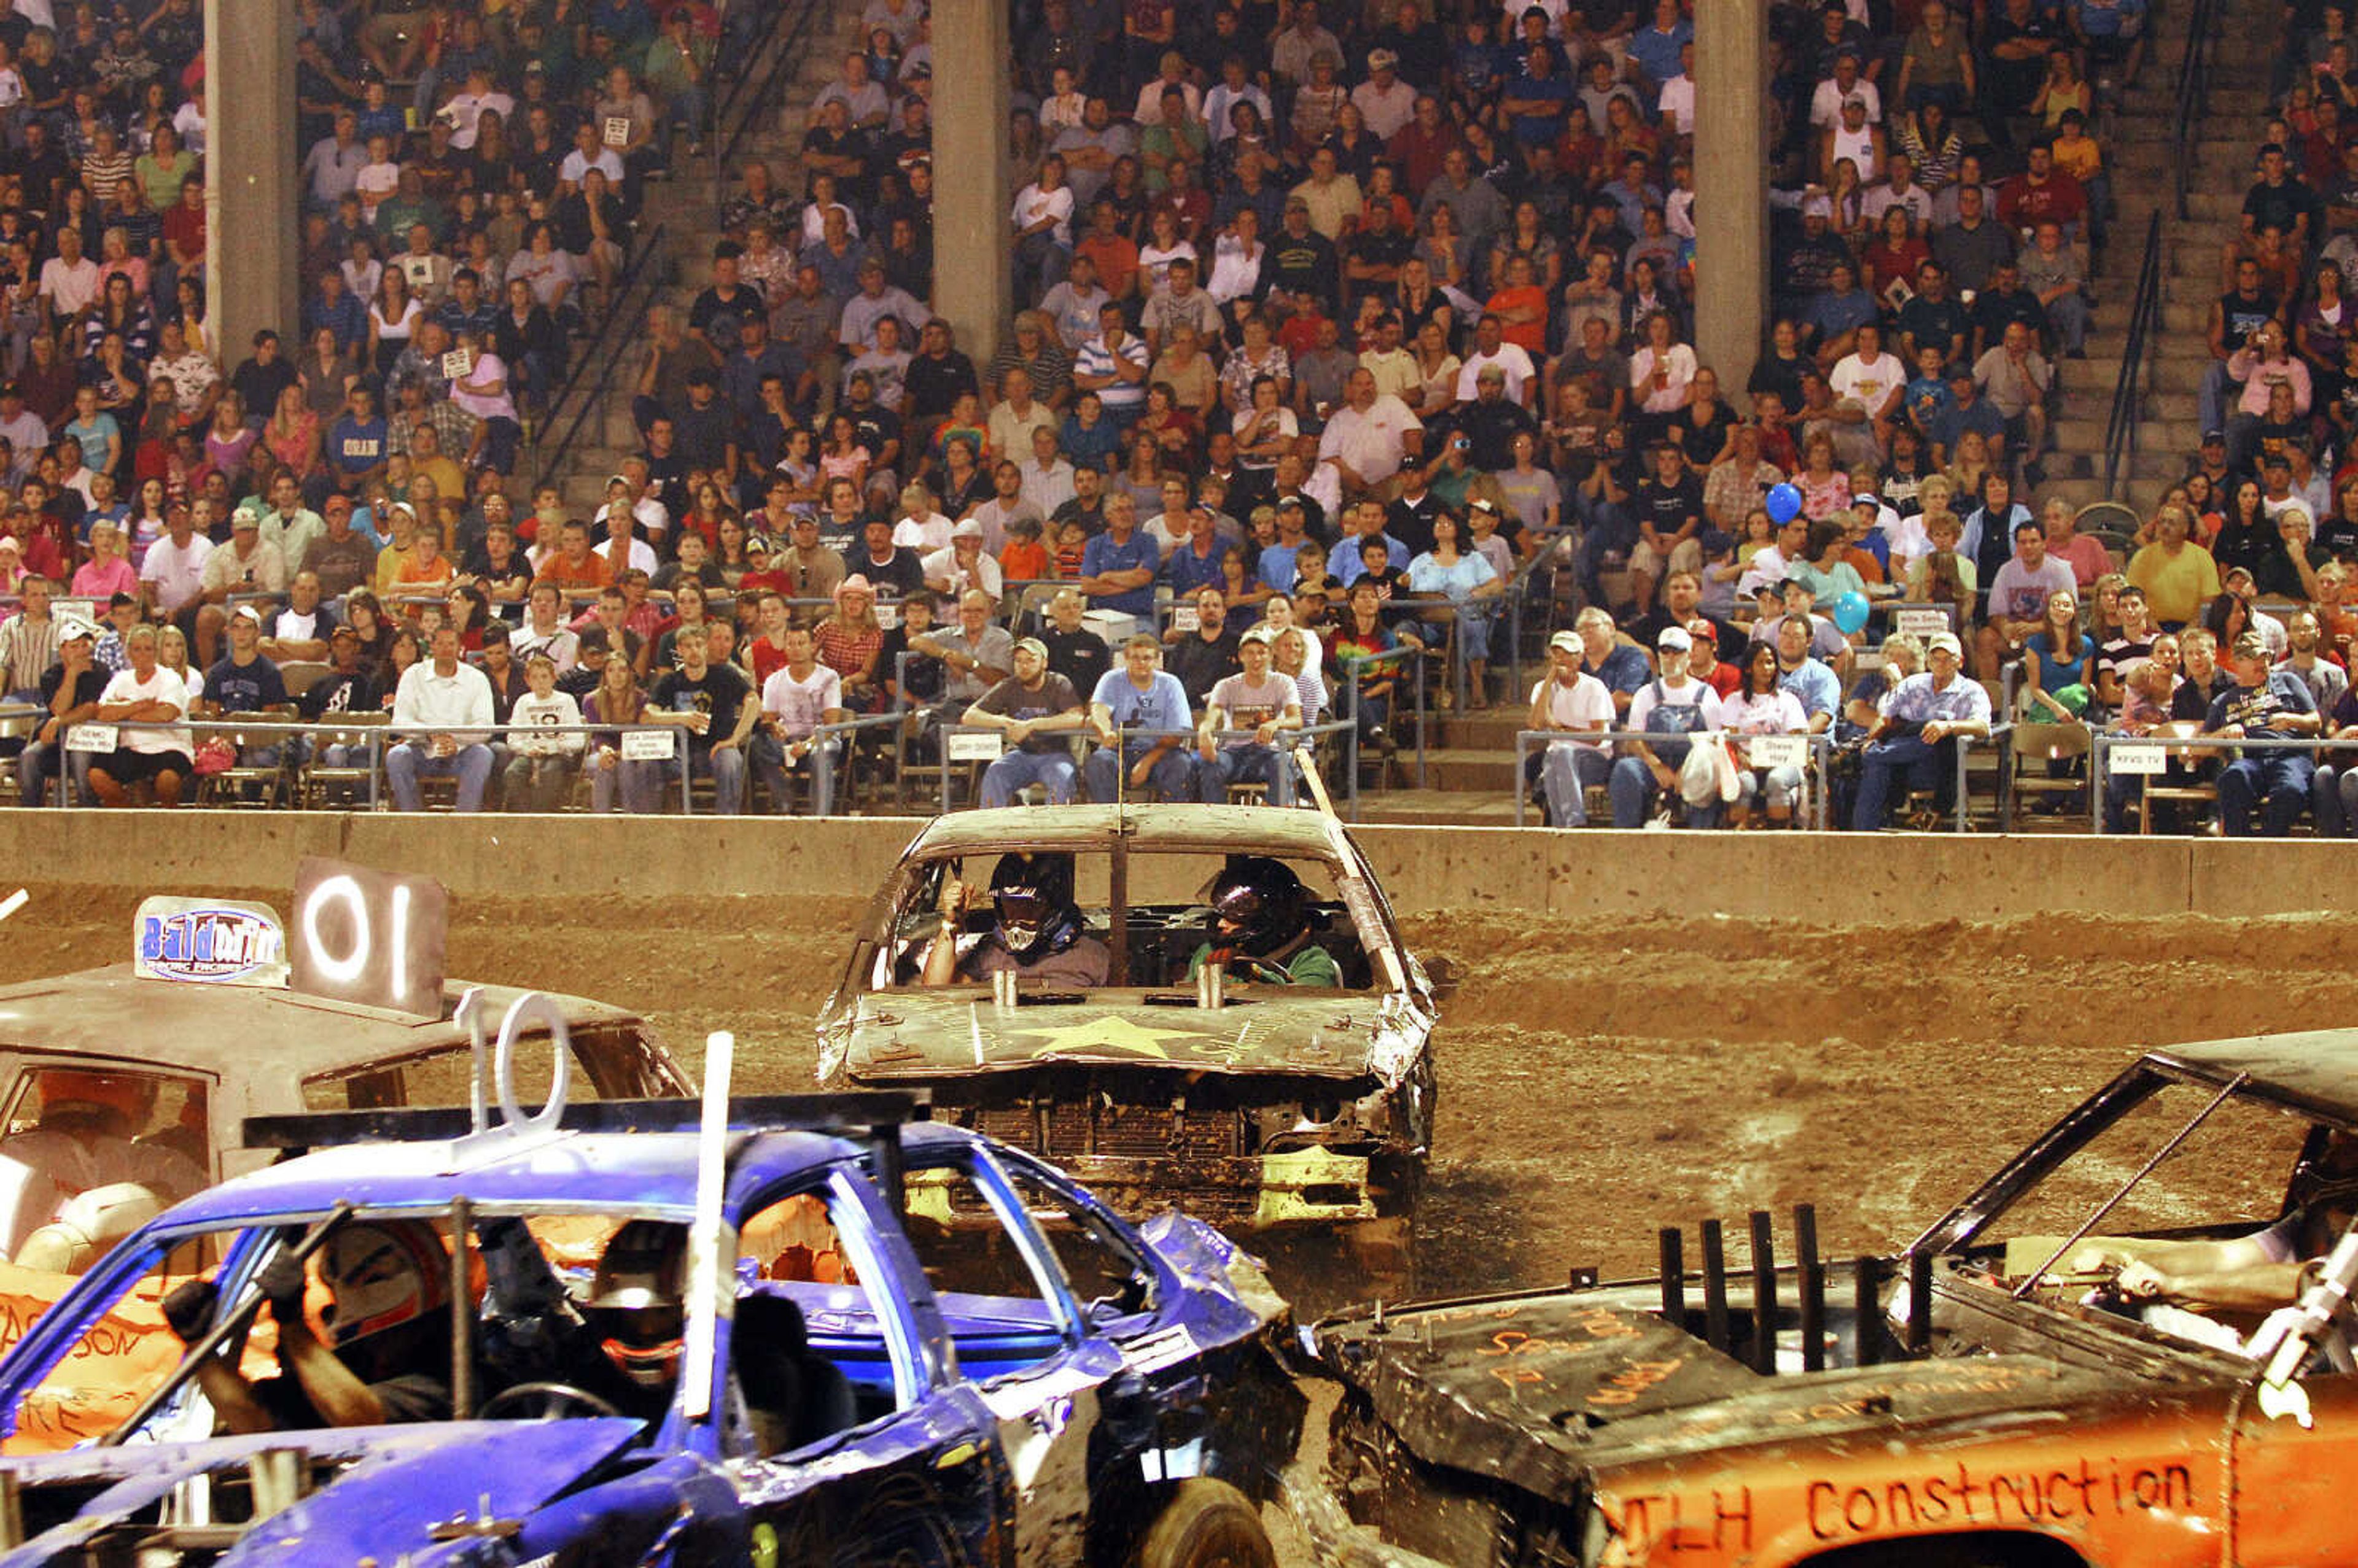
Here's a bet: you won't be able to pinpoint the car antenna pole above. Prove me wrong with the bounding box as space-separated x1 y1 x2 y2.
449 1194 473 1420
2012 1071 2251 1299
1293 740 1337 817
680 1030 734 1422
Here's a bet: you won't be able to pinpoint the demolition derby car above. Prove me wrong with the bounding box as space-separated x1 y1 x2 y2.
0 1014 1304 1567
1301 1030 2358 1568
0 869 687 1273
816 805 1438 1290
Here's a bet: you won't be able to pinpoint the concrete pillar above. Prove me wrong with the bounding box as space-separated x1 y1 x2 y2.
928 0 1011 365
1693 0 1768 392
206 0 300 370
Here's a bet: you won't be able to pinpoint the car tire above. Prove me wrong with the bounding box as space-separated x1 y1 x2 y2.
1127 1478 1277 1568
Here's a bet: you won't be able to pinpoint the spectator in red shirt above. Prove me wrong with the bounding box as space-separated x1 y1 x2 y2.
1996 143 2088 238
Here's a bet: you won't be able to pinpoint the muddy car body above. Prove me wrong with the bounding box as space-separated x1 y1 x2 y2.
1304 1031 2358 1567
0 1082 1304 1566
815 806 1436 1281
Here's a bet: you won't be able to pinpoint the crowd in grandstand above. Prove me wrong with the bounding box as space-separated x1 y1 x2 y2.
3 0 2357 835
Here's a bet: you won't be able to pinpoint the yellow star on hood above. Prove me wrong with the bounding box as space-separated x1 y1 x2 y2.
1010 1015 1213 1060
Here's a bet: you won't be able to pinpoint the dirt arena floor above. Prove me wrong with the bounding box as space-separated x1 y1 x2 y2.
9 882 2352 1293
9 880 2352 1561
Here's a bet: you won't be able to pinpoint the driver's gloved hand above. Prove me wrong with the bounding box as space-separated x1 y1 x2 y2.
254 1252 308 1321
160 1278 218 1340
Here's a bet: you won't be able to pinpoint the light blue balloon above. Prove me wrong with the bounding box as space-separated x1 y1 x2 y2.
1832 591 1871 636
1765 483 1802 526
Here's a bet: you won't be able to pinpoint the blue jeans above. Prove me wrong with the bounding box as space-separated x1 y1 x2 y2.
1851 733 1950 829
1199 743 1294 805
591 755 664 812
690 743 748 813
2217 750 2315 836
2312 762 2358 837
16 739 88 805
750 732 841 813
1609 753 1722 828
1539 743 1611 825
1084 743 1197 802
386 741 494 811
981 748 1080 807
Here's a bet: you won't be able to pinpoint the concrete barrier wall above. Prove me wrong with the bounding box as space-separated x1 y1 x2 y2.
4 810 2351 920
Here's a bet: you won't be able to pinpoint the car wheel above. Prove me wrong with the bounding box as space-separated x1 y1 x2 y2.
1127 1478 1277 1568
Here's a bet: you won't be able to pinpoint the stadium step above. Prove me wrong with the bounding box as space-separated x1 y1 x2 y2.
528 1 870 496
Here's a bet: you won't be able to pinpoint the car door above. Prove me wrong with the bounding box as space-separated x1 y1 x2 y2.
718 1166 1010 1568
898 1141 1161 1568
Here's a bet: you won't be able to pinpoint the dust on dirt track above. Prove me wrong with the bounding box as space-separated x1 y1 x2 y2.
8 884 2352 1295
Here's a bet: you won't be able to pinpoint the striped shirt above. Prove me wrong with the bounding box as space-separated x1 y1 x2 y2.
1072 331 1148 414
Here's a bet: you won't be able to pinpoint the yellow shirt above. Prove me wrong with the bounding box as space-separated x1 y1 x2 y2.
2050 133 2103 181
2126 541 2222 627
375 545 413 595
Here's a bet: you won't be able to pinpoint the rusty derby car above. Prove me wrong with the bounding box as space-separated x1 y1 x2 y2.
0 879 689 1278
815 805 1436 1292
1296 1030 2358 1568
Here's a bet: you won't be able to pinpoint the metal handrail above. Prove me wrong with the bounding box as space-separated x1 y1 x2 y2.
803 711 911 817
2088 730 2345 836
2172 0 2223 223
531 221 672 492
710 0 830 217
2101 0 2223 495
2102 211 2163 496
1509 729 1834 831
915 719 1357 818
56 718 694 812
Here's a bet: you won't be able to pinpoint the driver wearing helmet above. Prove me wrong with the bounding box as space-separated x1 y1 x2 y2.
1186 856 1341 987
161 1219 456 1432
920 851 1111 988
574 1218 691 1421
0 1069 208 1270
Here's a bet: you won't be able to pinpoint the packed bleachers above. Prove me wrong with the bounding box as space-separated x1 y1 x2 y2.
1 0 2351 838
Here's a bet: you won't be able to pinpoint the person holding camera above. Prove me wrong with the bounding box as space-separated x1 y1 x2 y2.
2223 318 2313 476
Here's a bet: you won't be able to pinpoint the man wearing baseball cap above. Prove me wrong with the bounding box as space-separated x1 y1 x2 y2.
1196 624 1304 805
201 604 294 775
17 613 103 806
1851 629 1991 829
964 636 1089 808
1608 624 1725 827
1529 627 1615 826
2203 627 2321 836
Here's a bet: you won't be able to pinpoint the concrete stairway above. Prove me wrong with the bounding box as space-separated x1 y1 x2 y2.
2043 4 2281 513
535 4 870 514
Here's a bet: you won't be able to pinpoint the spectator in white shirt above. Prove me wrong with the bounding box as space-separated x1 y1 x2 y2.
386 624 497 810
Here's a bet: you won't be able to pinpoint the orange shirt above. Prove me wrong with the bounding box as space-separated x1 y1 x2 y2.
535 554 613 591
1000 540 1052 581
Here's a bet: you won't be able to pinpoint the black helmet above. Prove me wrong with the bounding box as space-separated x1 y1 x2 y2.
1208 856 1307 957
586 1220 689 1388
988 852 1084 963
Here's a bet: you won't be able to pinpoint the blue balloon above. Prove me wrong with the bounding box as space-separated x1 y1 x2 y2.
1765 483 1802 526
1832 591 1871 636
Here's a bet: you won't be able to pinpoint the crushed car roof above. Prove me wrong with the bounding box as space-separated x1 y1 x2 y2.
906 804 1355 860
0 965 643 1079
2152 1031 2358 1124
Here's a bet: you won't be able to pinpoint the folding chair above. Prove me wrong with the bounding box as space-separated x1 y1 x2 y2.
296 712 389 807
2001 720 2093 829
195 709 298 809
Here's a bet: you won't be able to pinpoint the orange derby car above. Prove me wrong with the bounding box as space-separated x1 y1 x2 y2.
1294 1030 2358 1568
